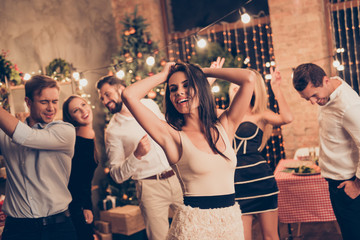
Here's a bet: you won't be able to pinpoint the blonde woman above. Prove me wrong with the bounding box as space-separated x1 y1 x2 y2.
122 62 255 239
230 68 293 240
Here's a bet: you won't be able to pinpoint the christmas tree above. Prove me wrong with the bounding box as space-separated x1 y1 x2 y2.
101 8 168 208
111 7 167 107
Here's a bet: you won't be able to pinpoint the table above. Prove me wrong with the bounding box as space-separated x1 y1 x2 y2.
274 159 336 223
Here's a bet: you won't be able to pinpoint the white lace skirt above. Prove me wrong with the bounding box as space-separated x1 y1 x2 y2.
166 203 244 240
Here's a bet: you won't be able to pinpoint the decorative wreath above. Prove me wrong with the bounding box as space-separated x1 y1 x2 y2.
45 58 74 81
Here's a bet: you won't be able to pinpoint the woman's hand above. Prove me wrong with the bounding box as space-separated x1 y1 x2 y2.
207 57 225 85
161 62 176 79
270 67 281 89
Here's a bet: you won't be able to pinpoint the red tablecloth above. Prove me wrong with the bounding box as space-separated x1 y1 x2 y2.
274 159 336 223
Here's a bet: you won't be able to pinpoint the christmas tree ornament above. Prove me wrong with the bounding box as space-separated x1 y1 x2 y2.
147 90 156 99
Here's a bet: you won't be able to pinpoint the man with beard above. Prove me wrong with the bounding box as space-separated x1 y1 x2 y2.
0 75 77 240
96 76 183 240
293 63 360 240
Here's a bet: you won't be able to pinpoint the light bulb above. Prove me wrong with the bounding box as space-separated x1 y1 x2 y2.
79 78 88 87
332 60 340 68
197 39 207 48
116 70 125 79
337 65 344 71
72 72 80 80
211 85 220 93
23 73 31 81
241 13 251 24
146 56 155 66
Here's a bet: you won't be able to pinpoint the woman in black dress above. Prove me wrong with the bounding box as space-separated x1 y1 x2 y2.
230 68 293 240
63 95 98 240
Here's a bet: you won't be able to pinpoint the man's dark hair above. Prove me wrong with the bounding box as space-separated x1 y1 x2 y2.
96 75 127 90
293 63 327 91
25 75 59 101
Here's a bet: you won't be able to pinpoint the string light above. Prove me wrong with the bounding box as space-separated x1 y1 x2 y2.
116 70 125 79
193 35 207 48
211 84 220 93
343 1 354 88
23 73 31 81
333 59 340 68
79 78 88 87
350 0 360 88
146 56 155 66
239 7 251 24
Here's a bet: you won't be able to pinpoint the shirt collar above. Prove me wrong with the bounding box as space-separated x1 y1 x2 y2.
323 76 343 106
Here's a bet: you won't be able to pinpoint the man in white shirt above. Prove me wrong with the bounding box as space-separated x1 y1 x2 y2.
96 75 183 240
292 63 360 240
0 75 76 240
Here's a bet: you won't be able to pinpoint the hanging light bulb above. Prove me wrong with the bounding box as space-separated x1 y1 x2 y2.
79 78 88 87
72 72 80 80
239 8 251 24
265 74 272 80
116 70 125 79
332 59 340 68
211 84 220 93
146 56 155 66
241 13 251 23
23 73 31 81
197 38 207 48
193 35 207 49
337 65 344 71
243 57 250 65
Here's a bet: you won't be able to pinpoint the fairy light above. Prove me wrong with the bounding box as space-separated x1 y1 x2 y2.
333 59 341 67
234 22 241 58
252 23 261 72
146 56 155 66
336 3 345 79
207 29 212 42
337 65 345 71
72 72 80 80
196 38 206 48
243 21 251 67
226 23 232 52
258 21 266 75
116 70 125 79
223 24 228 52
343 1 354 88
211 29 217 42
79 78 88 87
350 1 360 89
23 73 31 81
211 85 220 93
241 13 251 24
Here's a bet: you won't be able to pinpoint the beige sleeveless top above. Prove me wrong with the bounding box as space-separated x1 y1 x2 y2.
172 123 237 196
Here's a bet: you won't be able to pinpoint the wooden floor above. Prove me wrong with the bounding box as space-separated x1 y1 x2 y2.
252 217 343 240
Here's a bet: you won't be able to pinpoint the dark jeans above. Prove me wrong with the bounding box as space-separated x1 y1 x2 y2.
2 210 77 240
327 178 360 240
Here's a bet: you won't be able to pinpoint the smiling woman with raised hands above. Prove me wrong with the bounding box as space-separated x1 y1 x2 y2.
122 62 255 240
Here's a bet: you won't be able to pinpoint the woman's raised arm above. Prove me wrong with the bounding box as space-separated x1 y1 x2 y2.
202 67 256 139
121 63 181 164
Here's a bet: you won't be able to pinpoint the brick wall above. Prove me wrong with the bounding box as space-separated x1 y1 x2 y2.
268 0 331 158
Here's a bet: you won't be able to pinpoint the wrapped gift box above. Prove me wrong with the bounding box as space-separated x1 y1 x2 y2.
100 205 145 236
94 220 111 234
